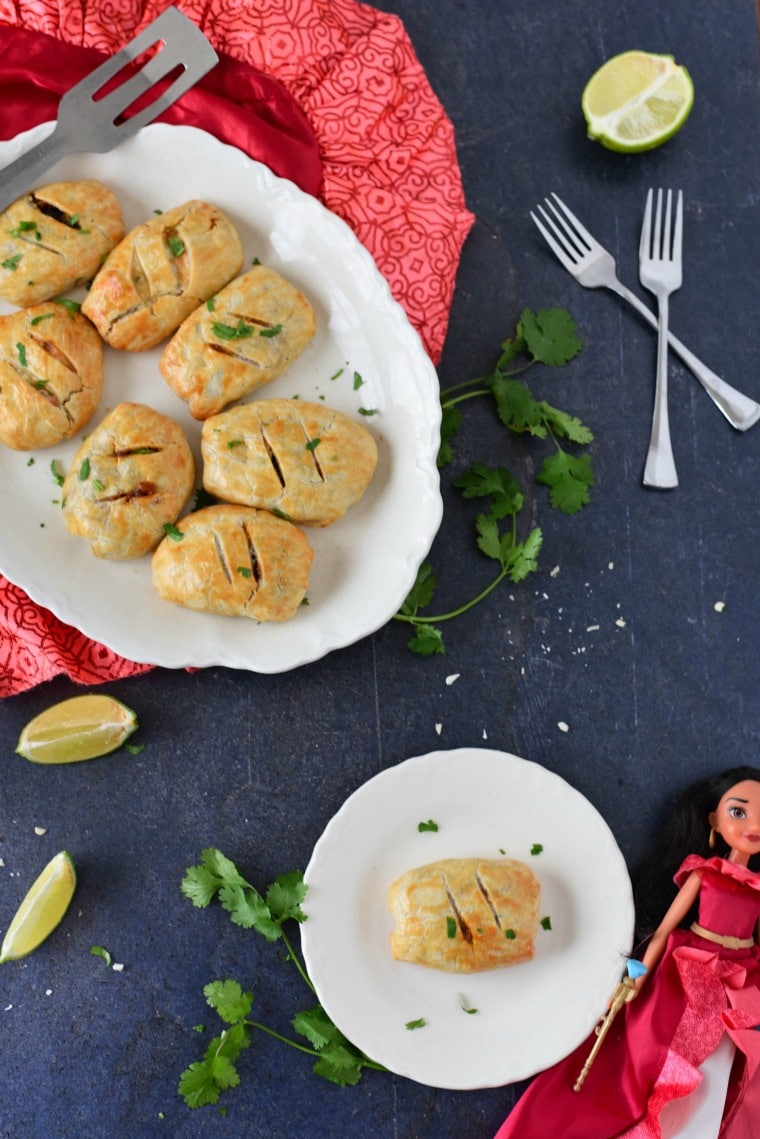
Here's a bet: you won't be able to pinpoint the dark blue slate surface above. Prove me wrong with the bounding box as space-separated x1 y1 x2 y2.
2 3 760 1136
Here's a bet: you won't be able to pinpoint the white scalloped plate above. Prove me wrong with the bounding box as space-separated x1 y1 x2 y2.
301 749 634 1089
0 123 442 671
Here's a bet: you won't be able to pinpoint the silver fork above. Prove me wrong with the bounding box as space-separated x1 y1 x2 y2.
531 193 760 433
639 188 682 488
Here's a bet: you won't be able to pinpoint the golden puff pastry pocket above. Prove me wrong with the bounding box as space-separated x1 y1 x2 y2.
201 399 378 526
151 504 313 622
81 200 243 351
0 181 124 307
388 857 541 973
0 303 104 451
62 402 195 560
160 263 316 419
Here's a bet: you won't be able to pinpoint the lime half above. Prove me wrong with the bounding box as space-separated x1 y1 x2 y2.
582 50 694 152
0 851 77 963
16 693 139 764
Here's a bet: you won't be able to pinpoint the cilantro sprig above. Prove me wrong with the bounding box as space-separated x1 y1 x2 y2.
394 306 593 655
178 849 384 1110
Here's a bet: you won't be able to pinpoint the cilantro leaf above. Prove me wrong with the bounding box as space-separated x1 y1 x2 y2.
399 561 437 617
518 306 582 366
537 451 594 514
490 375 548 436
453 463 523 520
266 870 307 924
180 847 249 908
407 624 445 656
438 404 461 467
218 883 281 939
204 980 253 1025
539 402 594 445
313 1043 364 1086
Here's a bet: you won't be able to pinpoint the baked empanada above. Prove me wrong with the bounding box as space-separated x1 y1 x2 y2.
160 263 316 419
151 504 313 622
81 200 243 351
201 399 378 526
388 857 541 973
62 402 195 559
0 303 103 450
0 180 124 307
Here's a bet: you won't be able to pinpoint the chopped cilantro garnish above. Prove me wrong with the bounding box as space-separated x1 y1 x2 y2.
54 297 81 316
505 928 516 940
530 843 544 856
330 367 345 381
446 916 457 939
2 254 21 270
541 916 552 930
206 297 215 311
417 819 439 832
15 342 27 367
78 457 90 480
168 235 185 257
405 1018 426 1030
30 312 53 326
163 523 184 541
305 437 321 452
358 407 378 416
90 945 112 967
236 567 252 578
226 439 244 449
353 371 364 390
259 323 282 338
211 320 253 341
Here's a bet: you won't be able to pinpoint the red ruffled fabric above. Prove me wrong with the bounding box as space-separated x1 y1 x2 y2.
0 0 474 696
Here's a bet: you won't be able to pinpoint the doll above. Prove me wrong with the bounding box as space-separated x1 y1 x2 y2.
493 766 760 1139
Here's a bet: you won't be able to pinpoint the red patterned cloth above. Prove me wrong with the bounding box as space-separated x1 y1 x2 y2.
0 0 474 696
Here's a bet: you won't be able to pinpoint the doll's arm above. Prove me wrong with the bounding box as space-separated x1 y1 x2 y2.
629 870 703 998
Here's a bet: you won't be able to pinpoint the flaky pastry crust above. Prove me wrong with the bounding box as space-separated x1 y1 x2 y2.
81 200 243 351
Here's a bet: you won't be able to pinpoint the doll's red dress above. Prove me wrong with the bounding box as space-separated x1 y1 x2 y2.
493 856 760 1139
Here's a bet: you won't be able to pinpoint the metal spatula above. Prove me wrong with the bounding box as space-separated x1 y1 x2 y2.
0 6 218 213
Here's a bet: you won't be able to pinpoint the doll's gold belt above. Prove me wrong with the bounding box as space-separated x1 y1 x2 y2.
690 922 755 949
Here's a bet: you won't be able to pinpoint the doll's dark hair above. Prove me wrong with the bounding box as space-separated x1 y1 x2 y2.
633 765 760 944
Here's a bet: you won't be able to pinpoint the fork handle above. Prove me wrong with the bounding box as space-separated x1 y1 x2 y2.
643 295 678 489
611 282 760 432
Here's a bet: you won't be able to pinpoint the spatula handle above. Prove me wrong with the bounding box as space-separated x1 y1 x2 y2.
0 127 69 214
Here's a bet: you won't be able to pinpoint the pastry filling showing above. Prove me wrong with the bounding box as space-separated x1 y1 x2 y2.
29 194 85 231
261 430 286 488
475 872 504 932
443 877 474 944
242 524 263 587
101 480 157 502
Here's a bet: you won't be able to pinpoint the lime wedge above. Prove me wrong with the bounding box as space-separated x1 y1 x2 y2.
582 50 694 152
0 851 77 963
16 693 139 764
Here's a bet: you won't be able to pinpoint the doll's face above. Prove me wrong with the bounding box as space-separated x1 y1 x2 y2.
709 779 760 863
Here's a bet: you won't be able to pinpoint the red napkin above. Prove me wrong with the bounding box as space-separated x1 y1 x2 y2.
0 0 474 697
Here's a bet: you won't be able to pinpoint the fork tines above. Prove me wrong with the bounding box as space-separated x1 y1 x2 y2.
640 188 683 263
530 193 596 266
